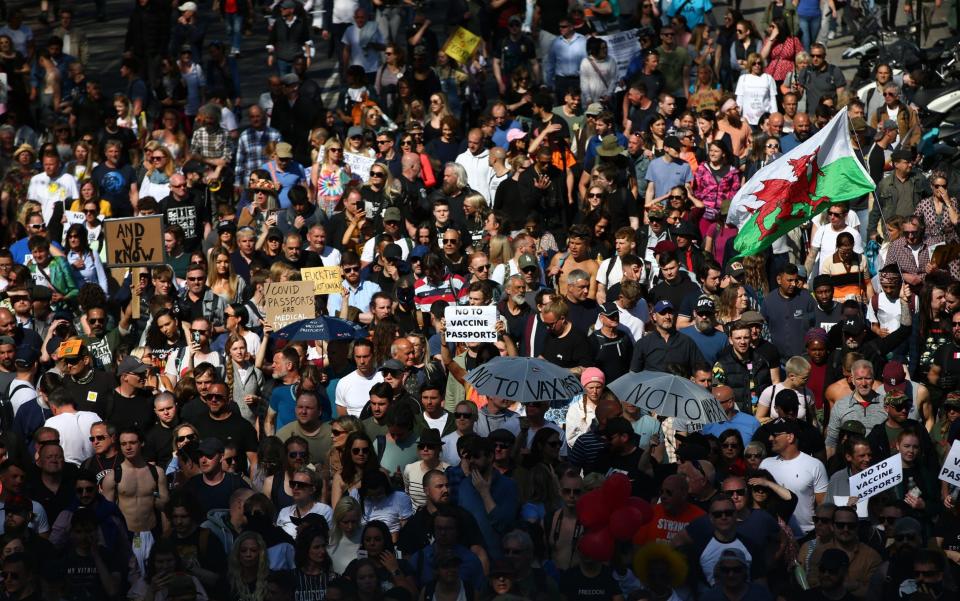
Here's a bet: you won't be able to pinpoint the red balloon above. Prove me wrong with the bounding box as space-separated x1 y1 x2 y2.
609 506 647 541
601 473 631 509
624 497 654 525
578 528 615 562
576 489 609 530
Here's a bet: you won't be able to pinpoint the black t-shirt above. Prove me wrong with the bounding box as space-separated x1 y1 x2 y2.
590 329 632 383
396 505 485 556
143 420 179 467
531 116 572 156
160 192 210 252
184 472 251 514
62 371 118 418
558 565 622 600
64 546 124 601
191 411 259 456
80 452 122 486
172 527 227 573
108 389 156 432
542 328 594 370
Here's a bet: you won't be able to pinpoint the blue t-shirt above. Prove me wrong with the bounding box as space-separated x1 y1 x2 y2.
645 156 693 200
269 383 298 431
262 161 307 209
92 163 137 217
796 0 821 17
679 325 729 365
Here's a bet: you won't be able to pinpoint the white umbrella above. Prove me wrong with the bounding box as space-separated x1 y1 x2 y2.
464 356 583 403
608 371 726 425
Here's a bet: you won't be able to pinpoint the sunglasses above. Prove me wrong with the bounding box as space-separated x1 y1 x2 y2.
331 428 346 436
150 156 165 162
75 486 96 494
352 447 370 455
834 521 857 530
933 183 947 189
224 456 237 465
177 433 198 442
493 442 511 450
206 394 226 401
370 171 386 177
812 516 833 524
83 209 98 214
587 193 603 199
343 266 359 273
766 144 779 149
724 488 746 497
64 356 83 365
712 510 735 518
443 238 459 244
88 435 108 442
288 451 308 459
187 276 205 281
454 412 473 419
29 223 47 230
417 443 439 450
290 480 313 489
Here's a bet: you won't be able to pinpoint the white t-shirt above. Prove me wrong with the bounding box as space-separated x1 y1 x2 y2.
423 412 450 433
45 410 102 465
441 431 463 465
276 502 333 538
760 452 828 533
866 292 901 333
360 490 414 533
8 378 37 416
27 172 79 225
0 500 49 536
334 369 384 416
812 225 863 274
700 536 753 586
596 256 623 291
756 383 816 421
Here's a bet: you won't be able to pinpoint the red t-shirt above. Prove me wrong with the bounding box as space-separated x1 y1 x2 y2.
636 503 706 545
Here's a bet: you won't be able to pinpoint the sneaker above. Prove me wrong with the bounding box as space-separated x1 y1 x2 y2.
231 48 241 57
827 30 837 40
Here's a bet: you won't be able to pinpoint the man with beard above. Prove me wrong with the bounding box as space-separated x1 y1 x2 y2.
496 276 530 342
107 357 155 432
630 300 704 373
713 322 775 414
717 98 752 160
781 112 814 153
596 228 638 304
680 296 727 364
589 302 632 383
81 305 132 371
178 263 226 334
428 163 474 226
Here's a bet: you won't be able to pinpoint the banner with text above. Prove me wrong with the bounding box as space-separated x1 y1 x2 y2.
849 453 902 500
264 282 317 330
601 29 640 80
104 215 164 267
444 305 498 343
939 440 960 487
344 152 375 182
443 27 482 65
301 266 343 295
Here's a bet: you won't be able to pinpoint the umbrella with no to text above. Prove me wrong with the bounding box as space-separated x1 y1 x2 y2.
464 356 584 403
608 371 726 425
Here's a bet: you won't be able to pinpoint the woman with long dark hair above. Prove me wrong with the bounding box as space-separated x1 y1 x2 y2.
345 520 416 596
716 429 747 477
64 223 107 292
692 140 740 262
292 526 337 601
144 309 185 376
820 231 871 303
262 436 311 510
331 432 380 510
760 17 803 87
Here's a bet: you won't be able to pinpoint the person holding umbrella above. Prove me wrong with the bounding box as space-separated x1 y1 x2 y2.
540 299 594 374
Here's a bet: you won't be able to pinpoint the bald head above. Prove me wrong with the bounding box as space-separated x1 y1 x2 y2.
401 152 420 170
596 398 622 424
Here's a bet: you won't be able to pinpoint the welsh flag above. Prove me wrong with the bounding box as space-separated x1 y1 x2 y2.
726 111 875 258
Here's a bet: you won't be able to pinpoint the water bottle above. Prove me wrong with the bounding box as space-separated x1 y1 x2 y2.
793 560 809 590
907 476 921 500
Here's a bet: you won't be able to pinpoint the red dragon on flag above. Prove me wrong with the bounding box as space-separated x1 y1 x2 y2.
752 148 830 241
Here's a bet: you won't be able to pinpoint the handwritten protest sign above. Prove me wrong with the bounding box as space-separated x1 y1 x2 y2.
850 453 902 500
939 440 960 486
263 282 316 330
601 29 640 80
65 211 86 225
104 215 164 267
443 27 482 65
301 266 343 295
344 152 375 182
444 306 497 343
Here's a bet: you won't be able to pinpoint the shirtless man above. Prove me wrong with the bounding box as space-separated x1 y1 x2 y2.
824 352 862 414
101 427 169 571
547 469 583 571
547 224 599 298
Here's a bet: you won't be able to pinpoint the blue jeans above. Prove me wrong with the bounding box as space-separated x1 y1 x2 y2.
798 15 821 49
224 13 243 53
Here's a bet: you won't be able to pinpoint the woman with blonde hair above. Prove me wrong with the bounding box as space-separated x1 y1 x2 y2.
488 235 512 282
360 162 398 220
462 192 488 251
224 333 265 430
152 108 189 162
267 261 298 282
717 284 749 327
312 139 352 217
327 414 362 482
65 141 97 182
424 92 453 143
227 531 270 601
361 104 394 134
140 142 175 200
735 53 778 126
345 127 375 159
327 496 362 574
113 93 140 138
781 50 810 112
207 246 246 304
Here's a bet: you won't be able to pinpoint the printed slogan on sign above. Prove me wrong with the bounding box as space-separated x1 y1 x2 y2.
444 306 498 343
264 282 316 330
104 215 164 267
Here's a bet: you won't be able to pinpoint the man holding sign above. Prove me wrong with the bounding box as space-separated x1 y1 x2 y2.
327 251 381 322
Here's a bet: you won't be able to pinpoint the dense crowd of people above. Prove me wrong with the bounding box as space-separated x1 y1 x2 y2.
0 0 957 600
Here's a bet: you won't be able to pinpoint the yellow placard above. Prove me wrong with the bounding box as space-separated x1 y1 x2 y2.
443 27 482 65
300 266 343 295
